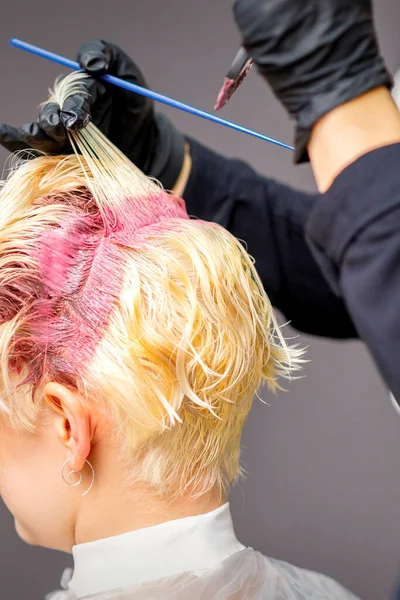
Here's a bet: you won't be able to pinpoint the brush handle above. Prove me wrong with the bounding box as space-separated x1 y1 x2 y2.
9 38 293 152
227 47 252 80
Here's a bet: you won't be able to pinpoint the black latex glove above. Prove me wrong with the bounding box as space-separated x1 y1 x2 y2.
0 40 184 190
233 0 392 163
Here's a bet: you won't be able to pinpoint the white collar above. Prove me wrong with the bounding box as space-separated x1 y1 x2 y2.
68 503 245 598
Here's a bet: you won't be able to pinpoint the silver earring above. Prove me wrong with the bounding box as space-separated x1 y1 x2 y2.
61 459 95 497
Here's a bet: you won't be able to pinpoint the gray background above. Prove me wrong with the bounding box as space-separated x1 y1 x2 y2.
0 1 400 599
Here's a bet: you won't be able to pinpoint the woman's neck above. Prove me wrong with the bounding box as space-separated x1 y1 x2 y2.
73 483 224 548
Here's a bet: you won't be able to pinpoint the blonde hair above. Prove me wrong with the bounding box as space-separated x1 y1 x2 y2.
0 73 304 498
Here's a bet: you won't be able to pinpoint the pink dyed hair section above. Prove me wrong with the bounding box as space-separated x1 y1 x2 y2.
1 184 188 392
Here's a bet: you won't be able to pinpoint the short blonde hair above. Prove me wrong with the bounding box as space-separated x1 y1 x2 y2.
0 74 303 498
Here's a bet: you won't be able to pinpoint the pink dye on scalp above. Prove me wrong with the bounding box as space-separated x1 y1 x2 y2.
1 186 189 387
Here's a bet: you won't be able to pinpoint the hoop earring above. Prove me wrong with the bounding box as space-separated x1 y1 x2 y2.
61 459 95 497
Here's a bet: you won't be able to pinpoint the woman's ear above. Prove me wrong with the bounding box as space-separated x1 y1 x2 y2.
43 382 92 471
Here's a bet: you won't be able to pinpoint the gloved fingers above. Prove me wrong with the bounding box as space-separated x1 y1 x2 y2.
40 76 101 134
19 122 66 153
39 103 67 141
77 39 148 87
60 94 92 131
77 39 113 75
0 122 64 154
0 123 31 153
60 75 107 131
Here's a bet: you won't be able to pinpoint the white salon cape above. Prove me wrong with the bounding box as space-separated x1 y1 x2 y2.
46 503 359 600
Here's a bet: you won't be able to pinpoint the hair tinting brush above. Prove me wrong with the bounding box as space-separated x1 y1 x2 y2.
9 38 293 152
215 47 253 111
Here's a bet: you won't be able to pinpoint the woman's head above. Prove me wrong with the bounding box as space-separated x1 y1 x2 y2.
0 73 302 552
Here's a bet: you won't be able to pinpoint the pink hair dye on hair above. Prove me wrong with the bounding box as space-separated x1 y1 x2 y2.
17 187 189 385
107 191 188 245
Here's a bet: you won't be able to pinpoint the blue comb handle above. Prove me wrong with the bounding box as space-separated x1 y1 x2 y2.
9 38 293 152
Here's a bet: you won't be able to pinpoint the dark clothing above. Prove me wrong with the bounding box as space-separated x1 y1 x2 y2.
184 137 357 339
184 138 400 399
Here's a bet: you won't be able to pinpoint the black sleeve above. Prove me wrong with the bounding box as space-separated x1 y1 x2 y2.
306 143 400 399
183 137 357 339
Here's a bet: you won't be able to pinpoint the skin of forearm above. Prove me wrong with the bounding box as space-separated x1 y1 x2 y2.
308 87 400 192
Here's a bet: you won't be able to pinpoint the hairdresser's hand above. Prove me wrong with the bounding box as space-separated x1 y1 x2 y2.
233 0 392 163
0 40 184 189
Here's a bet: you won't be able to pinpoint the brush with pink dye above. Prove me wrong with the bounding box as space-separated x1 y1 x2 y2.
214 47 253 111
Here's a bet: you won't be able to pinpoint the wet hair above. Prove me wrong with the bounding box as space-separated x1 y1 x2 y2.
0 73 303 497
